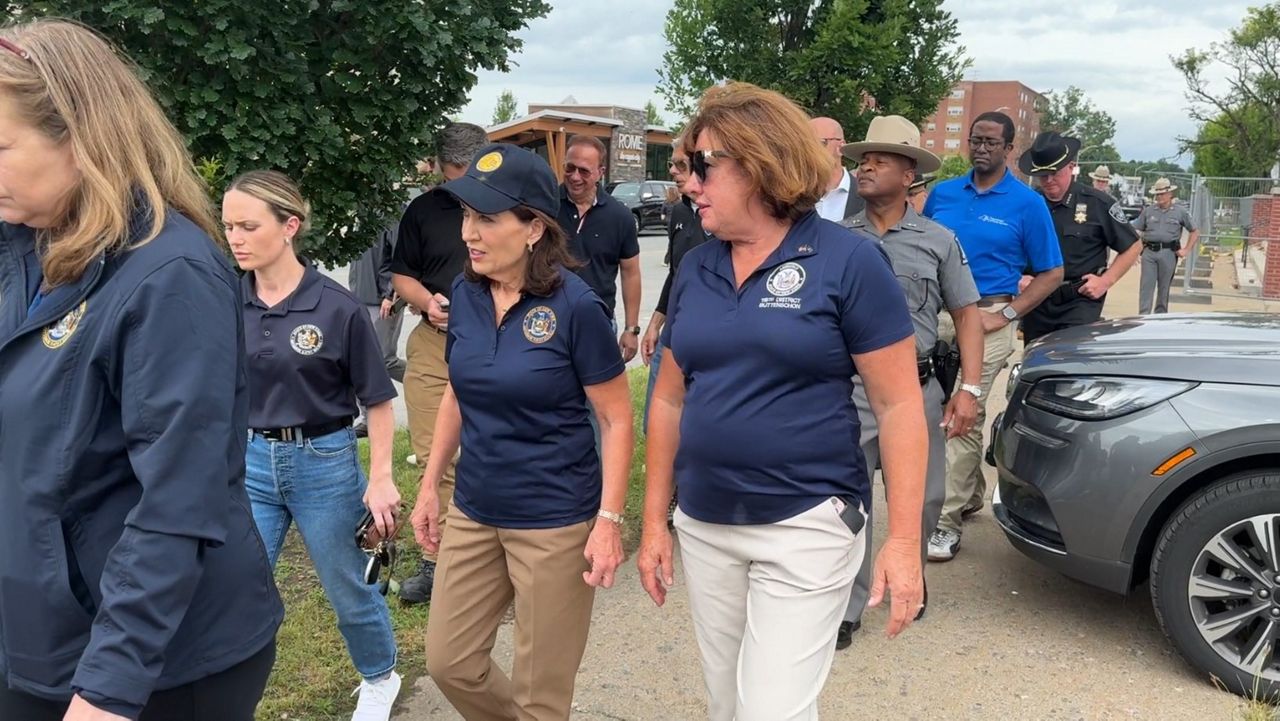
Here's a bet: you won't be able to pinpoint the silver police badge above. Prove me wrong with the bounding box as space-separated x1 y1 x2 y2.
42 301 87 349
523 306 557 344
765 262 806 297
290 324 324 355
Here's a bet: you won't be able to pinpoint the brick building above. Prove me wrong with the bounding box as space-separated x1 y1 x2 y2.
918 80 1046 177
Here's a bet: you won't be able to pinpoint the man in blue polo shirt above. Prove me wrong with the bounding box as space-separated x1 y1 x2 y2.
557 135 642 361
922 111 1064 561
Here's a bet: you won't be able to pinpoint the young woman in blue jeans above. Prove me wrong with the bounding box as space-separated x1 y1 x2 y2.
222 171 403 721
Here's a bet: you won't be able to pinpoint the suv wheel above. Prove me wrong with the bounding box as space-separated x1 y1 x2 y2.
633 212 642 235
1151 470 1280 697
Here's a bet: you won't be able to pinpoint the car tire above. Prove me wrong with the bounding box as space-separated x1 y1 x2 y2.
633 212 641 235
1150 470 1280 698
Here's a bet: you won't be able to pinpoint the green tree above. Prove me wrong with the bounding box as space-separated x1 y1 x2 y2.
658 0 969 138
492 89 520 125
1038 86 1119 161
13 0 550 266
645 99 665 127
1175 4 1280 178
1191 104 1278 177
934 154 969 182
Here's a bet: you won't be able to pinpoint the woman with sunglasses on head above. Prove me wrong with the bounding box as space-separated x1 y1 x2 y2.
0 21 282 721
411 143 632 721
222 170 402 721
636 82 929 721
641 137 711 430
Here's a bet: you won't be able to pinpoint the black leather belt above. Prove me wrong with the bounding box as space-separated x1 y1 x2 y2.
1144 241 1174 252
977 295 1013 307
917 357 934 385
253 417 352 442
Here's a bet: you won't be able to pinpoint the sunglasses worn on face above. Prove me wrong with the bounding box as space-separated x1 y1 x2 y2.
668 159 690 173
563 163 595 178
689 150 733 182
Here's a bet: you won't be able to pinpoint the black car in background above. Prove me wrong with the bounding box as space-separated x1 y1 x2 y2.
610 180 676 233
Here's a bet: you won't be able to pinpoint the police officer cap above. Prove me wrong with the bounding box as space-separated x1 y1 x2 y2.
441 142 559 218
1017 131 1081 177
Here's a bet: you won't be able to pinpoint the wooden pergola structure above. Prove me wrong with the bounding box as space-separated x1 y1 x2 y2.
487 110 622 182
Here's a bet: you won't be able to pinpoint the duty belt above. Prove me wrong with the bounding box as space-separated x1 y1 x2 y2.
917 357 933 385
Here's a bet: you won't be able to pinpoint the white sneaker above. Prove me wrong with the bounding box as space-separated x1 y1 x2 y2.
405 453 417 467
351 671 401 721
927 529 961 562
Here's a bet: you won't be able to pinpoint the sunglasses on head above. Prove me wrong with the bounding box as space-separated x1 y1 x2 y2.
688 150 733 182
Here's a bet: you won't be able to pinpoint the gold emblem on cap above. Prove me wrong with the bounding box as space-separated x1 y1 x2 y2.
476 152 503 173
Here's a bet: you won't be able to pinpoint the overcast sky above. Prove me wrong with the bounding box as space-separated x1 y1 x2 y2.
456 0 1256 164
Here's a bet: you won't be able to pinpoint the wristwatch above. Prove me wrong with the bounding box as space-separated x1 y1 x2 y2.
626 326 641 335
597 509 624 525
959 383 983 399
1000 305 1018 322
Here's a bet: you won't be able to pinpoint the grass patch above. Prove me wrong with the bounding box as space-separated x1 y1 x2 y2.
259 366 652 719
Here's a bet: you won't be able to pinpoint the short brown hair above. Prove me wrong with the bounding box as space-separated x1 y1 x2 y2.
463 206 581 297
682 82 831 222
567 135 607 167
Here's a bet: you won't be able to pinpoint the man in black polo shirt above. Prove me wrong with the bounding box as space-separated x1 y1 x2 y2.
557 135 642 361
390 121 488 604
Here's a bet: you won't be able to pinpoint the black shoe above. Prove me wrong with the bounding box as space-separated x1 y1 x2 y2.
915 580 928 621
836 620 860 650
399 559 436 605
353 421 369 439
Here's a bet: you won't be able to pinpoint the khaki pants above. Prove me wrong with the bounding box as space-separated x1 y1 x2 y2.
936 306 1016 535
406 321 456 562
424 504 596 721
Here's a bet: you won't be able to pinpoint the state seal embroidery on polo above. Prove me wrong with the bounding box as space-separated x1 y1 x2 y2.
290 324 324 355
475 151 503 173
42 301 86 349
765 262 806 297
523 306 557 344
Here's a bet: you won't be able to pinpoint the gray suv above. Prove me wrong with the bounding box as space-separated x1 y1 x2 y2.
991 313 1280 697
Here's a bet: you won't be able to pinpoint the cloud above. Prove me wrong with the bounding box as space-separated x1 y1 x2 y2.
457 0 1259 163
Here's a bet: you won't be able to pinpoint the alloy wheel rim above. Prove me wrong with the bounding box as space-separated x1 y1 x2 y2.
1188 514 1280 681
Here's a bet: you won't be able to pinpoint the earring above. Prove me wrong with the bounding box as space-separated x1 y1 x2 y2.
284 237 292 245
527 242 534 254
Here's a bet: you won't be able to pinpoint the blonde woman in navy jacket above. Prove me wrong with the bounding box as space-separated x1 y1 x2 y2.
0 21 280 721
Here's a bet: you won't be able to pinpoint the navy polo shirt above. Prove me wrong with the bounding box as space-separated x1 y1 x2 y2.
923 168 1062 297
242 264 396 428
660 212 914 524
446 268 624 528
557 187 639 316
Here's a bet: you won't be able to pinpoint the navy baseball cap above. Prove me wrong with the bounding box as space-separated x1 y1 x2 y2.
440 143 559 218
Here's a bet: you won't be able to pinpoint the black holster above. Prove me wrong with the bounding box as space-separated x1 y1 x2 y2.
931 340 961 404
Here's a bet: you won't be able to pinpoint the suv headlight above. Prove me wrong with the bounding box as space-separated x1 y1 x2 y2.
1006 363 1021 401
1025 376 1197 421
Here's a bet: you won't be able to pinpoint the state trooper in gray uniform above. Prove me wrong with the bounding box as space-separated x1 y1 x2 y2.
835 116 986 648
1134 177 1199 314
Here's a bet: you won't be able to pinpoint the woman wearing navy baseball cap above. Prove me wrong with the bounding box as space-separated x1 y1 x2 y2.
411 143 633 720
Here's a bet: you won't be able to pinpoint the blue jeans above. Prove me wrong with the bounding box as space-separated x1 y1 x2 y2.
245 428 397 680
643 335 665 433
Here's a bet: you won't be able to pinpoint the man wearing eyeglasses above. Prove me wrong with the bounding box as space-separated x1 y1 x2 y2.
557 135 642 362
921 111 1063 562
810 117 865 222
